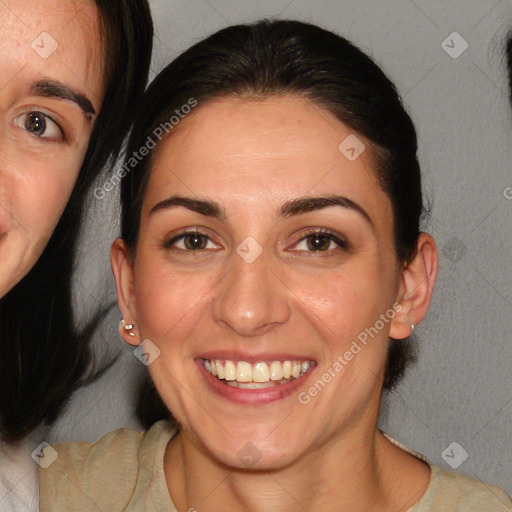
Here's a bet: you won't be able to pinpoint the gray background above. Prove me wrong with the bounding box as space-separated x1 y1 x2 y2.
52 0 512 497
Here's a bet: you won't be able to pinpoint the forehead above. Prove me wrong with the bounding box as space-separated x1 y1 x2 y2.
0 0 105 111
147 96 388 213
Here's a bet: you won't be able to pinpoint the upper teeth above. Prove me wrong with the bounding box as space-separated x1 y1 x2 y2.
204 359 312 383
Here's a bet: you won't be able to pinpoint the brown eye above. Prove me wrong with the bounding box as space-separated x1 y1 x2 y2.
183 233 208 250
306 234 332 251
290 230 350 253
165 231 219 251
14 110 63 140
26 112 46 134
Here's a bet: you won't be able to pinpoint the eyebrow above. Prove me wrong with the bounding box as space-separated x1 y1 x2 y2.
149 196 224 218
149 194 372 228
31 80 96 120
280 195 373 228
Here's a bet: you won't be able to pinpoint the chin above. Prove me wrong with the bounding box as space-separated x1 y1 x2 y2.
196 429 307 472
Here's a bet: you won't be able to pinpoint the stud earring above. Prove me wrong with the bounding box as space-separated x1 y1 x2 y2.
411 324 415 333
120 319 136 337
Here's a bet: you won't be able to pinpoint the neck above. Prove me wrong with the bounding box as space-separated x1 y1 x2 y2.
164 414 430 512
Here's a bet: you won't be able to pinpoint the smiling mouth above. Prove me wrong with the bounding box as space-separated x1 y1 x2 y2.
201 358 315 389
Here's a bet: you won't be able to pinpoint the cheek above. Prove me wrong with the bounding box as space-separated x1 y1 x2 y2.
132 256 217 342
15 159 81 239
290 264 390 334
292 269 394 401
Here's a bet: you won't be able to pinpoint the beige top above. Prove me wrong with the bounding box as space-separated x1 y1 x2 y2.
39 421 512 511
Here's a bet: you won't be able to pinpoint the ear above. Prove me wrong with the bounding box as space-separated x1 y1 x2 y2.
111 238 140 346
390 233 438 340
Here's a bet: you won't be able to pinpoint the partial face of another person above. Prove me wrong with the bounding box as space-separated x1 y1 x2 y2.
114 96 433 470
0 0 104 297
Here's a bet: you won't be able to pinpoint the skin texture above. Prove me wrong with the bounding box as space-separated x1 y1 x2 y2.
112 96 438 511
0 0 104 297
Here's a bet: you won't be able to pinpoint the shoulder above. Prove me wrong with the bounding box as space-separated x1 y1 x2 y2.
382 432 512 511
39 421 176 512
413 465 512 511
0 439 39 512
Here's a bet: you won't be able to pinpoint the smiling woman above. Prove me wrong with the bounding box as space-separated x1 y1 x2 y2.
0 0 153 509
39 19 511 512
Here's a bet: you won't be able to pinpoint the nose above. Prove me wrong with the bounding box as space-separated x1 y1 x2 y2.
212 251 291 337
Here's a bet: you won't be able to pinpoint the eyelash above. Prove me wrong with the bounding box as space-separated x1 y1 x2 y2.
163 228 220 252
288 228 350 253
13 108 65 142
163 228 350 254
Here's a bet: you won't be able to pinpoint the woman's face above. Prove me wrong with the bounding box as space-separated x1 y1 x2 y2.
0 0 104 297
115 96 423 470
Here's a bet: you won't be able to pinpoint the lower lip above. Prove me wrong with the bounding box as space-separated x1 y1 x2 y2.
197 359 315 405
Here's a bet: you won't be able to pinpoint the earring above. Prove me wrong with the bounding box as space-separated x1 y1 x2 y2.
411 324 415 333
120 319 136 337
